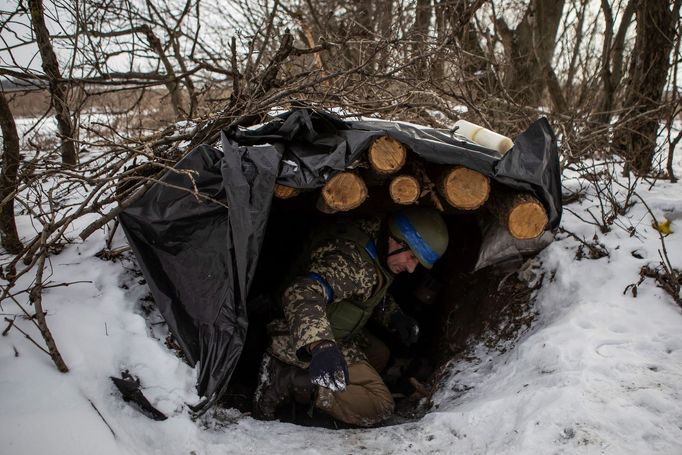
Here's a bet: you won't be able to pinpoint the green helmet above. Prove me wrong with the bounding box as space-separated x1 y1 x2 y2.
388 207 449 269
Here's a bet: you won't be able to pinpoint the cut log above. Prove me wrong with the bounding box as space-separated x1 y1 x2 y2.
438 166 490 210
409 159 444 211
273 184 300 199
488 192 548 240
318 172 368 213
316 195 337 214
368 136 407 175
389 175 420 205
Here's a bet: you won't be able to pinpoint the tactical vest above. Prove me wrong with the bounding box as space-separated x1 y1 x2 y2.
306 223 394 340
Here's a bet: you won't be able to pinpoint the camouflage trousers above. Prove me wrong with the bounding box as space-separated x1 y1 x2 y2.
316 360 394 427
268 324 394 426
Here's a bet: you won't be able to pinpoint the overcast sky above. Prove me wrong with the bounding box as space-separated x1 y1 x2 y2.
1 0 43 73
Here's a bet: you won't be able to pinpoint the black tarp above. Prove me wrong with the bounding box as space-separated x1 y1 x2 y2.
119 108 561 414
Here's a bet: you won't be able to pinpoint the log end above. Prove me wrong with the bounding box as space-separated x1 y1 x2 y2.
321 172 368 211
368 136 407 175
508 201 548 239
274 184 300 199
389 175 420 205
442 167 490 210
316 195 337 214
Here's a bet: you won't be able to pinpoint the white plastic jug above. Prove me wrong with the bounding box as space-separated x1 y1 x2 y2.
454 119 514 154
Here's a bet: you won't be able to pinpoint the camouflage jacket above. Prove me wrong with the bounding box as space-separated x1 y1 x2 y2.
268 217 403 368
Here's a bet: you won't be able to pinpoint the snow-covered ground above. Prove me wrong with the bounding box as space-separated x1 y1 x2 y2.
1 123 681 454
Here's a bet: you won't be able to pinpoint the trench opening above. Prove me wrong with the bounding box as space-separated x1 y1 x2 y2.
220 192 536 427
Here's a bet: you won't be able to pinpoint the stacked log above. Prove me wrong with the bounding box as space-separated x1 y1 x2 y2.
389 175 420 205
317 172 368 214
368 136 407 175
273 184 300 199
437 166 490 210
270 133 549 240
487 191 548 240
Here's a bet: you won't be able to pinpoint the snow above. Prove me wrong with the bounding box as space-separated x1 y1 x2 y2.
2 126 682 454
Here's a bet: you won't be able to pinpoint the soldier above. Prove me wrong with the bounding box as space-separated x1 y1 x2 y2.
253 207 449 426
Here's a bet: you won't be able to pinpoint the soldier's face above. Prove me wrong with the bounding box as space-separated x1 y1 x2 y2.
386 237 420 274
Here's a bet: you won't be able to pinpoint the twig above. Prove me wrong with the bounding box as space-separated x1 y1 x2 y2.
3 317 51 356
558 227 609 259
87 398 117 439
633 192 681 306
2 316 15 336
106 218 120 250
79 197 138 241
634 193 676 273
3 281 92 301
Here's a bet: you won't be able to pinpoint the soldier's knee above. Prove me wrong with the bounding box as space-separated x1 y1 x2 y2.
316 361 395 426
352 386 394 426
374 388 395 419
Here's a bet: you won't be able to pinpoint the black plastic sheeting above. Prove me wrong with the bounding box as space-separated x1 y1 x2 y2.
119 108 561 414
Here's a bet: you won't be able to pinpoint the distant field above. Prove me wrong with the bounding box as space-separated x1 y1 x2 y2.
6 89 52 118
7 87 177 120
6 85 230 127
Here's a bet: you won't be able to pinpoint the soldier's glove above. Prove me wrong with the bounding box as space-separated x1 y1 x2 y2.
391 312 420 346
309 341 349 392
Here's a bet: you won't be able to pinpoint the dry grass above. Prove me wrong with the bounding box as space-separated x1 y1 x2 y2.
6 84 232 130
6 89 52 118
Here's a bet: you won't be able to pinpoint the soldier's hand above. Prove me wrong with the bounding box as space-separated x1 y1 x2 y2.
391 312 420 346
309 341 349 391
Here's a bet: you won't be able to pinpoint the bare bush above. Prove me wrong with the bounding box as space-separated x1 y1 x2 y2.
1 0 680 378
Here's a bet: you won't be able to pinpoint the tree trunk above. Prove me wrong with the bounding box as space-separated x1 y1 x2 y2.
665 4 682 182
171 34 197 118
438 1 488 89
497 0 565 107
28 0 78 165
341 0 374 69
563 0 589 103
614 0 677 174
0 91 23 254
374 0 394 73
143 26 185 120
595 0 636 126
410 0 432 77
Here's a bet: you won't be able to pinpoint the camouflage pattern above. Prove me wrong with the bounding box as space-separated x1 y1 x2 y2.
268 217 404 368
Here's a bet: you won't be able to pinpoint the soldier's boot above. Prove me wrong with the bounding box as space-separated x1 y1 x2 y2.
253 353 315 420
